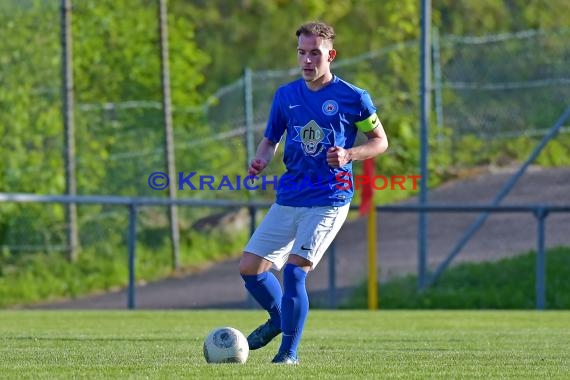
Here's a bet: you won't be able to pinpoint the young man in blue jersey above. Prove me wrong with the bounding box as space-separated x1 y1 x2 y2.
238 21 389 364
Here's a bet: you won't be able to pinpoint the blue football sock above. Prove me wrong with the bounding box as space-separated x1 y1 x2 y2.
241 272 282 329
279 263 309 358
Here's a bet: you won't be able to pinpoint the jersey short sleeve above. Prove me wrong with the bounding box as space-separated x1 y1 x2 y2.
264 89 287 143
354 91 380 133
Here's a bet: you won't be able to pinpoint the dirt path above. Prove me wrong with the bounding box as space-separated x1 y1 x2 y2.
33 166 570 310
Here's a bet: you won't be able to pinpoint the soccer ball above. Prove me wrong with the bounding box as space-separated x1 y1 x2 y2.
203 327 249 364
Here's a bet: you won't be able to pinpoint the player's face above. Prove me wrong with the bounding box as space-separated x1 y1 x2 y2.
297 34 336 88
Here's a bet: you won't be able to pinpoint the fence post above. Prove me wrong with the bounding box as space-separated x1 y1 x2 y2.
244 68 255 167
418 0 431 289
127 204 138 310
246 205 257 308
244 68 257 308
61 0 79 261
534 207 548 310
158 0 180 270
328 241 337 309
432 26 444 144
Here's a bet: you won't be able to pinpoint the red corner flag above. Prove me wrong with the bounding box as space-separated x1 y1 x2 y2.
359 158 375 216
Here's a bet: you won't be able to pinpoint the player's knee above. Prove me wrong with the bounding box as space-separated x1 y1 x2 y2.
239 252 271 275
238 254 254 275
287 254 312 271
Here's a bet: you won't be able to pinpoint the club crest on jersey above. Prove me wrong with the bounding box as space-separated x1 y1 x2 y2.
293 120 333 157
322 100 338 116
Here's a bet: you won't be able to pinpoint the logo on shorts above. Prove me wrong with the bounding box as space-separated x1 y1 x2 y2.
322 100 338 116
293 120 333 157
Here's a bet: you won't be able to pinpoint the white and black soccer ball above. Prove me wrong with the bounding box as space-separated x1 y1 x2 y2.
203 327 249 364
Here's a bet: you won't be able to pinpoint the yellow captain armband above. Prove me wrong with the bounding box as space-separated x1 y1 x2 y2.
355 113 381 133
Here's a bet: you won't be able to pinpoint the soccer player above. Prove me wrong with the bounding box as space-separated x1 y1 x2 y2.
238 21 388 365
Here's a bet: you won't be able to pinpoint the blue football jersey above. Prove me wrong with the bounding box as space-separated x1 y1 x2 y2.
264 75 379 207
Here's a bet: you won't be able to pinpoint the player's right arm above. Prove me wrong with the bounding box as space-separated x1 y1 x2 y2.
249 87 286 177
248 137 279 176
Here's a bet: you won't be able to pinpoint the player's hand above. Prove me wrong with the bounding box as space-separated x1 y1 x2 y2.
327 146 351 168
248 158 267 177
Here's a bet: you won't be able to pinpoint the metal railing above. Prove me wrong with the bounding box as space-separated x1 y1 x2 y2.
1 192 568 310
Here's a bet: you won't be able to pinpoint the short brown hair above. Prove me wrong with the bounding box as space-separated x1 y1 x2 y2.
296 22 335 43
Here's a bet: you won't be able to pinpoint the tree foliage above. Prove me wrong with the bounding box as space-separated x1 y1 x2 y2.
0 0 209 253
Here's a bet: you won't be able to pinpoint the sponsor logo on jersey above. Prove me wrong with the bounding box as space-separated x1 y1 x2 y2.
293 120 333 157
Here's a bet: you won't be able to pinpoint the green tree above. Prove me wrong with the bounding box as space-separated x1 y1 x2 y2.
71 0 209 197
435 0 570 34
0 0 209 253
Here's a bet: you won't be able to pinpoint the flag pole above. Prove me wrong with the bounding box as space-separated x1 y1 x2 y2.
367 200 378 310
360 158 378 310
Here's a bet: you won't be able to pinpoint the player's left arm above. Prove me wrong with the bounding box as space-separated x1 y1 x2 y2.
326 113 388 167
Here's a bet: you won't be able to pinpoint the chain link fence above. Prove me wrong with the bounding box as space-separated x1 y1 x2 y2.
438 29 570 138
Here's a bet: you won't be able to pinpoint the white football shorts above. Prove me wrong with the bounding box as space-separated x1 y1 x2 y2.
244 203 350 270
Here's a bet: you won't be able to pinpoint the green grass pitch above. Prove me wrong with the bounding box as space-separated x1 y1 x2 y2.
0 310 568 379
